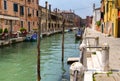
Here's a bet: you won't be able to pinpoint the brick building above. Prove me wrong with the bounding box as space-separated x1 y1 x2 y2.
0 0 39 33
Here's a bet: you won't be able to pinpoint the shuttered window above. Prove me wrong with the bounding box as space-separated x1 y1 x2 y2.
13 3 18 12
20 6 24 15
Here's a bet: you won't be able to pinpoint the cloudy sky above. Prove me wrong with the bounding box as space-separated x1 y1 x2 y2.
39 0 100 18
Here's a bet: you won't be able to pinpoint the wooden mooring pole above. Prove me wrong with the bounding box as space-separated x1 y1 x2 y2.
62 19 65 62
37 7 41 81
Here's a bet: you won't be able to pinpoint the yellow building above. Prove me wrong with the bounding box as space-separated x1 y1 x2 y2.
101 0 120 37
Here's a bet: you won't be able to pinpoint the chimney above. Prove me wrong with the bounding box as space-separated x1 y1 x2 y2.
49 4 51 12
45 1 48 9
93 3 95 11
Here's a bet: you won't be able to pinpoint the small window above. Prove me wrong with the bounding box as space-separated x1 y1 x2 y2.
4 0 7 10
36 10 38 17
13 3 18 12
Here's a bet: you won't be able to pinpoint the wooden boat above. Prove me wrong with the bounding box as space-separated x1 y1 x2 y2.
30 33 37 42
24 33 37 42
75 29 82 40
75 34 82 40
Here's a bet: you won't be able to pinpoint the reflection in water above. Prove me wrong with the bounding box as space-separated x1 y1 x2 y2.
61 62 67 81
0 31 81 81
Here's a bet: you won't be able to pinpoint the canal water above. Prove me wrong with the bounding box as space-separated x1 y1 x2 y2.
0 31 81 81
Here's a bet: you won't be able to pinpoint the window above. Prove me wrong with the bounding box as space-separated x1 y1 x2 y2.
20 6 24 16
13 3 18 12
4 20 8 25
28 0 31 3
36 10 38 17
28 8 30 14
28 8 31 17
21 21 24 28
33 22 34 26
4 0 7 10
32 9 34 16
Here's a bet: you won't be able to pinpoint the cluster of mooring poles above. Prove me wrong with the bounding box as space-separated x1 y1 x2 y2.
37 7 66 81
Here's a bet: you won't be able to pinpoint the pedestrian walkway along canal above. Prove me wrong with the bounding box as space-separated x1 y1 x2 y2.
0 31 81 81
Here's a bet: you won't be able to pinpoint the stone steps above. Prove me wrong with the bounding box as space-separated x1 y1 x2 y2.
84 71 93 81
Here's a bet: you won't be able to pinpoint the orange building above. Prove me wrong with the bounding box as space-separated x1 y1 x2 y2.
0 0 39 33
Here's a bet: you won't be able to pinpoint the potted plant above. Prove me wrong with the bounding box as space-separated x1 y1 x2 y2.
96 21 101 31
3 28 8 33
20 27 26 32
20 28 27 37
2 28 8 39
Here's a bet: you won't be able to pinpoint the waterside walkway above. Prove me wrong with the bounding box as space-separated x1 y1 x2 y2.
85 28 120 81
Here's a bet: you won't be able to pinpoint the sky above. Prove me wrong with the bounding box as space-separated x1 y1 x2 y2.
39 0 100 19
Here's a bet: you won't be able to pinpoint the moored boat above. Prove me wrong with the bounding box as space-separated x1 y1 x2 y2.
30 33 37 42
75 29 83 40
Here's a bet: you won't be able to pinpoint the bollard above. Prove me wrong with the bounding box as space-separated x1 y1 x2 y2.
95 37 99 47
70 62 84 81
101 43 109 71
79 43 87 69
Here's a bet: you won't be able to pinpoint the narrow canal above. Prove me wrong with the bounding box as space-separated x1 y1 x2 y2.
0 31 81 81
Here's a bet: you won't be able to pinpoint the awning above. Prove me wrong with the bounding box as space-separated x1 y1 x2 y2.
0 15 20 20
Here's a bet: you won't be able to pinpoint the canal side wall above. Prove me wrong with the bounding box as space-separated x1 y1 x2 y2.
0 31 62 47
0 27 77 47
0 37 25 47
81 28 120 81
0 30 62 47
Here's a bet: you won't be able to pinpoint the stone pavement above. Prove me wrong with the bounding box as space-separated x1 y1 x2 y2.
85 28 120 81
